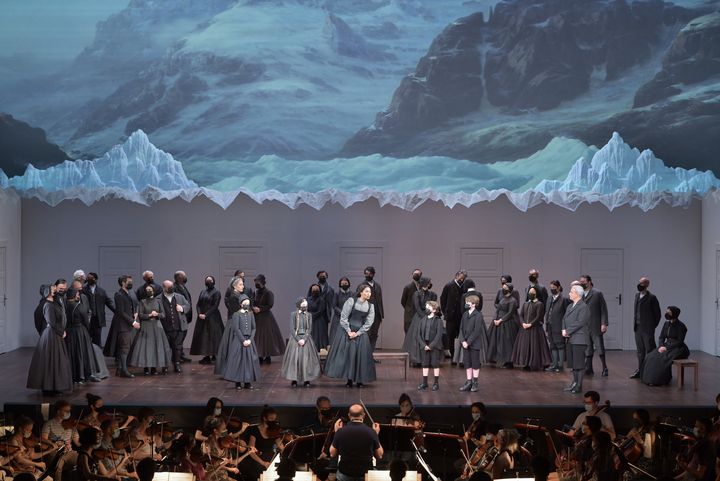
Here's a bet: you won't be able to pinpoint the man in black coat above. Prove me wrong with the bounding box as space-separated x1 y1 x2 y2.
400 268 422 333
83 272 116 346
562 284 591 394
136 270 162 301
580 275 609 377
440 270 467 360
630 277 661 379
364 266 384 357
526 269 549 306
174 270 193 363
103 275 139 378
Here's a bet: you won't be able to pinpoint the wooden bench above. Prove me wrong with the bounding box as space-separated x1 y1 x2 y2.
673 359 699 390
319 350 409 380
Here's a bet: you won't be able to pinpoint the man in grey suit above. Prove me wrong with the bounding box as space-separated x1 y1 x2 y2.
159 279 191 373
562 284 591 394
580 275 609 377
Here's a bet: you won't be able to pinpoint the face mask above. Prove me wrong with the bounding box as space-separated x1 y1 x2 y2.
637 284 646 292
206 281 215 288
502 289 510 295
241 304 250 311
93 441 102 449
425 307 432 315
320 409 331 416
300 306 308 312
528 293 537 300
112 429 121 439
693 427 700 437
412 274 421 282
87 279 96 286
146 290 154 298
340 284 349 290
550 288 558 295
471 413 482 421
94 405 104 413
165 288 174 295
311 290 320 297
255 283 262 289
63 412 71 420
57 289 66 296
126 282 133 290
580 283 588 290
147 278 154 284
365 275 373 282
529 275 538 283
665 313 672 320
214 408 222 416
318 277 327 284
466 303 473 309
632 420 642 429
24 431 31 439
584 404 593 412
267 421 278 428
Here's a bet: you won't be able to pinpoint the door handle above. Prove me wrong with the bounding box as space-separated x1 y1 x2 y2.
618 294 622 305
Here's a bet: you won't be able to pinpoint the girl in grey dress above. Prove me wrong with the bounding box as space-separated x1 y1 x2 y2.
128 286 172 374
281 298 321 387
325 284 376 387
215 296 261 390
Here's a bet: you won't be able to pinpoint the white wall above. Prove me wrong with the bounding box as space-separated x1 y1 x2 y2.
18 195 703 351
0 189 22 352
701 192 720 355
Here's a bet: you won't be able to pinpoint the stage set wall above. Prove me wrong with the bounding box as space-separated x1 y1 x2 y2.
701 193 720 356
15 194 710 354
0 191 22 352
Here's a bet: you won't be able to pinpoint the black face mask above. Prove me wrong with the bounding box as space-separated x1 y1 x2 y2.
550 288 558 295
529 275 538 283
206 281 215 288
412 274 421 282
580 283 588 290
126 282 133 290
165 287 174 295
340 284 349 290
319 409 331 416
637 284 646 292
502 289 510 295
318 277 327 284
87 279 96 286
425 308 433 315
147 278 154 285
632 419 642 429
255 283 262 289
528 293 537 300
266 421 278 428
311 291 320 297
664 313 673 320
365 275 373 282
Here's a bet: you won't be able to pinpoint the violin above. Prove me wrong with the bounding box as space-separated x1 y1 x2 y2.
92 448 126 461
62 417 92 431
219 436 249 452
264 423 295 444
225 417 251 434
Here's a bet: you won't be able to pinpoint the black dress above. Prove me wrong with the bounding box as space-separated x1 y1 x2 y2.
325 298 376 384
402 289 434 364
308 294 329 350
330 288 352 344
65 299 100 382
27 300 73 392
253 288 286 358
511 300 551 370
190 287 224 357
641 320 689 386
487 295 520 365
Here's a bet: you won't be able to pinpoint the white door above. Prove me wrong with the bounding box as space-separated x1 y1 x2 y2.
338 246 384 346
580 248 624 350
716 250 720 355
458 247 504 323
0 246 6 354
218 246 266 290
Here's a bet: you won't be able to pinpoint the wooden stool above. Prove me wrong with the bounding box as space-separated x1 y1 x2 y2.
673 359 699 390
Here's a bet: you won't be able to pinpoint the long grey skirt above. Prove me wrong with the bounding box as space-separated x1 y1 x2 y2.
27 327 73 392
281 338 321 382
255 311 286 357
127 319 172 368
325 331 376 384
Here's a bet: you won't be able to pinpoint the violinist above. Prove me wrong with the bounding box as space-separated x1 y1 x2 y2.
195 398 249 443
583 432 620 481
391 393 423 428
82 394 135 431
203 417 248 481
130 408 174 461
569 416 603 481
167 434 205 481
246 407 286 476
75 427 116 481
97 419 136 480
624 409 657 477
306 396 334 434
676 419 716 481
464 402 490 447
488 428 520 480
8 416 51 479
41 400 78 450
570 391 615 440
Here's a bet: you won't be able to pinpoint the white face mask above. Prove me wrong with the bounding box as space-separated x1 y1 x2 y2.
23 431 32 439
471 413 482 421
214 408 222 417
584 404 594 412
63 412 71 420
112 429 121 439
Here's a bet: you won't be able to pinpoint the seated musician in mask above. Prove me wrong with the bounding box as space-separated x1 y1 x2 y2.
625 409 657 477
488 429 520 480
569 391 615 440
675 418 716 481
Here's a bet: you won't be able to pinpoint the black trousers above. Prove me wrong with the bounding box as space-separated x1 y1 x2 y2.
420 350 440 368
368 318 382 348
445 320 459 354
634 330 656 370
164 329 184 364
585 330 606 357
89 317 102 346
462 348 481 369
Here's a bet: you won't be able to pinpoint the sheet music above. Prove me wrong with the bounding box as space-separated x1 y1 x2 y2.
152 473 195 481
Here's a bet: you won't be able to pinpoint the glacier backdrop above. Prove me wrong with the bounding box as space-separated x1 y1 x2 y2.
0 0 719 210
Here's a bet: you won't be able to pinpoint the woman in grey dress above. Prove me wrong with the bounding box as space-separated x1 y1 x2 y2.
487 282 520 368
329 277 352 344
128 285 172 375
215 296 261 390
65 287 102 384
325 284 376 387
27 284 73 394
281 298 321 387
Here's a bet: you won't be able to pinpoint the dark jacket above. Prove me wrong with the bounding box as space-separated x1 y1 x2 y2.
82 284 116 327
111 290 136 333
159 293 191 332
526 283 549 306
174 282 193 326
367 281 384 320
401 281 420 325
440 279 464 325
458 309 485 349
416 315 444 350
583 288 608 335
562 300 590 345
633 291 661 334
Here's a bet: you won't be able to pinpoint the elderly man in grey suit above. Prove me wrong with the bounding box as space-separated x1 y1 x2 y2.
579 274 609 377
562 284 591 394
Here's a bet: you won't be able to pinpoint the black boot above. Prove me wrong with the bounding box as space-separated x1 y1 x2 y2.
459 379 473 392
584 356 594 375
174 362 182 373
571 370 584 393
557 350 565 372
600 355 608 376
418 376 429 391
470 378 479 392
432 378 440 391
144 368 150 376
119 354 134 378
545 351 558 371
563 370 578 392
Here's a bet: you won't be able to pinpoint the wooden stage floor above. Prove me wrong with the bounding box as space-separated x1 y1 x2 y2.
4 348 718 408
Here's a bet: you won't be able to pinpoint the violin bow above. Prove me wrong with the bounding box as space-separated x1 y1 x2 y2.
359 399 375 426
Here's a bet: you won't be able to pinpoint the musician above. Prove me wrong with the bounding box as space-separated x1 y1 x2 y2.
306 396 335 434
41 400 79 450
570 391 615 440
625 409 657 476
391 393 422 428
97 419 135 480
676 418 716 481
168 434 205 481
83 393 135 431
569 416 603 478
75 427 116 481
330 404 383 481
136 458 156 481
584 432 621 481
489 428 520 480
276 458 298 481
465 402 490 447
246 407 286 478
195 397 249 443
7 416 49 479
390 459 408 481
203 417 245 481
129 408 174 462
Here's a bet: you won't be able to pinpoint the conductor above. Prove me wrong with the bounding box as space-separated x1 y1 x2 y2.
330 404 384 481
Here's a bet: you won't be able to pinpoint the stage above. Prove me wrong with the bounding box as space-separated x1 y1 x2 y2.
4 348 717 409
